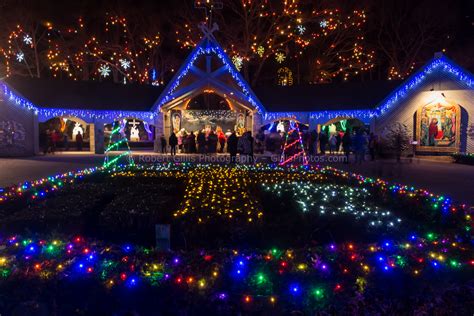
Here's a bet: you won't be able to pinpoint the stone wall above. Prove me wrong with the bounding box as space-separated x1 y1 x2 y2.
0 97 37 157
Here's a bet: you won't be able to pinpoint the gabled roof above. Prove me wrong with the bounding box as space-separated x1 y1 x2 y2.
4 76 164 111
375 54 474 116
254 81 401 112
152 34 265 113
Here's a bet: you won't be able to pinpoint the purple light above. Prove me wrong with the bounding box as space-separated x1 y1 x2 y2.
218 293 227 300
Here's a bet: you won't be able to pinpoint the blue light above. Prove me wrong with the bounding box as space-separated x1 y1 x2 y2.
290 284 300 294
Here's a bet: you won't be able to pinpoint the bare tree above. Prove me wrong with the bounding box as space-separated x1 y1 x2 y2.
370 0 454 79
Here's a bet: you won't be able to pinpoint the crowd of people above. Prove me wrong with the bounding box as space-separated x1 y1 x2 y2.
160 127 379 164
161 129 255 163
40 129 83 154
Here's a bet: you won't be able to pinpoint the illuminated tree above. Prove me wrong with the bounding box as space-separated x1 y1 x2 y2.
370 0 453 80
175 0 375 85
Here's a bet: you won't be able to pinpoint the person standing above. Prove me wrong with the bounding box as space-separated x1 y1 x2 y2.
342 131 352 164
160 134 167 154
208 131 218 153
50 129 57 154
238 131 253 164
319 131 328 155
197 130 206 154
329 134 337 154
187 131 196 153
217 129 226 153
42 129 50 155
169 132 178 156
76 130 83 151
336 132 342 153
62 133 69 151
354 130 367 164
177 131 183 153
227 130 238 164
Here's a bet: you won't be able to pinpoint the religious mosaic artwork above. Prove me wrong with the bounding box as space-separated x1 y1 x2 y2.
181 110 238 134
417 98 460 151
0 120 26 148
171 111 182 134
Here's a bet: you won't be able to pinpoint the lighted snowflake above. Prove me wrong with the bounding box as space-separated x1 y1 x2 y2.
23 34 33 45
320 20 328 28
232 55 243 71
98 64 111 77
257 46 265 57
275 52 286 64
296 24 306 35
119 59 130 70
16 52 25 62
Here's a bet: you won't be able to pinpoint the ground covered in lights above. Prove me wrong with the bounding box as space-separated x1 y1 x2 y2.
0 164 473 315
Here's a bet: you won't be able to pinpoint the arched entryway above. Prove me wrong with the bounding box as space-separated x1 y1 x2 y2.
39 116 91 152
104 118 155 149
258 118 309 155
320 117 366 136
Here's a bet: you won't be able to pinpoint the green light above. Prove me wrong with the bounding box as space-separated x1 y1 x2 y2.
312 287 324 299
450 260 460 268
255 272 267 285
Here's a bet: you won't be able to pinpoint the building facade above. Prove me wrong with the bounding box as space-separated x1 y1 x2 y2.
1 35 473 157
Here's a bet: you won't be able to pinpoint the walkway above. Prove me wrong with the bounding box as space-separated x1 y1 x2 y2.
0 152 472 206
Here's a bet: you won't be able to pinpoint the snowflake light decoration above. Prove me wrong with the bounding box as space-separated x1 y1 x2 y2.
232 55 243 71
257 46 265 58
98 64 111 77
275 52 286 64
23 35 33 45
119 59 130 70
320 20 328 28
296 24 306 35
16 52 25 62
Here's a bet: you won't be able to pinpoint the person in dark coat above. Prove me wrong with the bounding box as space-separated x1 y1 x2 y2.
227 131 238 164
342 131 352 164
160 135 167 154
169 132 178 156
187 132 196 153
319 131 328 154
42 129 49 154
208 131 218 153
75 131 83 151
197 131 206 154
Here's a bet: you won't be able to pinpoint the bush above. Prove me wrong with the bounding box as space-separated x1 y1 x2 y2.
451 152 474 165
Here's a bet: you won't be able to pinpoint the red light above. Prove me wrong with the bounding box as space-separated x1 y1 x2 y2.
87 267 93 273
244 295 251 303
120 273 127 281
204 255 212 261
334 284 342 291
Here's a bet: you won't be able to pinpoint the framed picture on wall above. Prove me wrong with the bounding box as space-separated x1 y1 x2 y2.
416 97 461 152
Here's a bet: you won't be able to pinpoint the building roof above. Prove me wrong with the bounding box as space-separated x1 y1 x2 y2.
5 76 164 112
253 80 402 112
